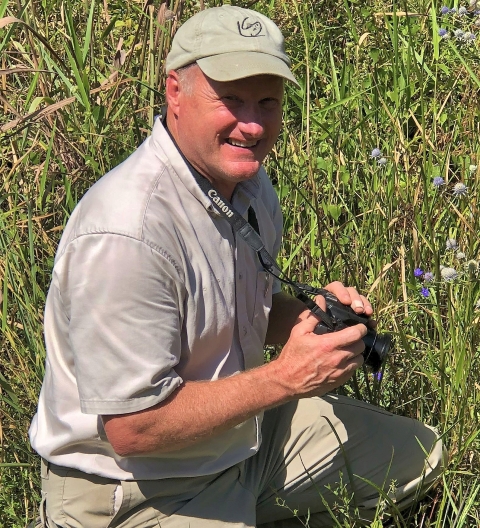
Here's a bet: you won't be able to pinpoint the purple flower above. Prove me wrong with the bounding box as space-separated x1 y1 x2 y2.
374 371 383 381
421 287 430 297
438 28 448 37
440 5 450 14
433 176 445 187
424 271 434 282
414 268 424 277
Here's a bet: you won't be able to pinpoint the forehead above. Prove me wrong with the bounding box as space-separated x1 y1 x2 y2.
212 75 284 93
190 67 284 97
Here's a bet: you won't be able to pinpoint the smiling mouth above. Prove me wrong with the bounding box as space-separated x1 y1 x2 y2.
226 139 259 148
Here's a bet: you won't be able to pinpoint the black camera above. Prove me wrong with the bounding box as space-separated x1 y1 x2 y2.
297 290 391 373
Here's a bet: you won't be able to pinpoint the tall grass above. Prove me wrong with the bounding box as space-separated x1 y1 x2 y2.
1 0 479 526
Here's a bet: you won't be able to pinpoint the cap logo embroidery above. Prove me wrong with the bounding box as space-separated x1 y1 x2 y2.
237 17 264 37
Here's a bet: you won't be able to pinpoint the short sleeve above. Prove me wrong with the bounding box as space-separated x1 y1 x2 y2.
54 233 185 415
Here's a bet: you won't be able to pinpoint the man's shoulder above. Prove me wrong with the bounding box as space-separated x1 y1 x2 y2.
57 137 181 254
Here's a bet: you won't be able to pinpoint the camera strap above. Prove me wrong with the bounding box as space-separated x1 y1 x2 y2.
186 162 335 329
162 119 334 328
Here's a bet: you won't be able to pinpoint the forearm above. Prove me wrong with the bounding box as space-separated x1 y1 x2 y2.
265 291 307 345
102 361 293 456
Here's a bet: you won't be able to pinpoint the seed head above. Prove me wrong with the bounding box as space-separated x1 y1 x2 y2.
456 251 466 260
454 28 465 39
371 148 382 158
459 6 468 15
377 157 387 166
467 260 479 273
424 271 434 282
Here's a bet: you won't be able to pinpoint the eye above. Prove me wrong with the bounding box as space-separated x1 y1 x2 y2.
260 97 281 109
222 95 242 104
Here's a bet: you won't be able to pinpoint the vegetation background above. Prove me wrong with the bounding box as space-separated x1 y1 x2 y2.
1 0 479 525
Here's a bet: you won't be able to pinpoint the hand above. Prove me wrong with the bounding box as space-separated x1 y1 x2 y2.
321 281 373 316
272 312 367 398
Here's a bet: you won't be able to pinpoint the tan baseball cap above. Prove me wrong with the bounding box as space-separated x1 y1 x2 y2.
165 5 299 86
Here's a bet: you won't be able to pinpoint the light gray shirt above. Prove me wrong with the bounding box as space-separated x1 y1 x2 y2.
29 118 283 480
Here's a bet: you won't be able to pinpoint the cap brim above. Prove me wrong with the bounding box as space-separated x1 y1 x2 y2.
197 51 299 87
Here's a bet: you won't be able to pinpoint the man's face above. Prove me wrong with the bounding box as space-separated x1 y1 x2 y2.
167 66 284 199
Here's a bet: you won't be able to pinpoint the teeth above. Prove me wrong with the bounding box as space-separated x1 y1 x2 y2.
228 139 257 148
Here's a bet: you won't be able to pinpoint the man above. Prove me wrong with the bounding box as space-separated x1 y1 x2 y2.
29 5 444 527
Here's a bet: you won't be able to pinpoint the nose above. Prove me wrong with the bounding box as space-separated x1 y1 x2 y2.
236 104 265 138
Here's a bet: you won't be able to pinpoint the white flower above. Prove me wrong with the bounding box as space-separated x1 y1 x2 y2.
456 251 466 260
441 267 458 281
469 164 477 173
446 238 458 250
453 183 468 196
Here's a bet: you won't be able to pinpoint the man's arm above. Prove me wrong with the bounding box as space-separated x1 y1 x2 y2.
102 307 367 457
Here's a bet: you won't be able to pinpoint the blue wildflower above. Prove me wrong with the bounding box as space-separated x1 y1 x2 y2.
375 371 383 381
450 7 457 13
371 148 382 158
433 176 445 187
421 287 430 297
438 28 448 37
440 5 450 13
414 267 424 277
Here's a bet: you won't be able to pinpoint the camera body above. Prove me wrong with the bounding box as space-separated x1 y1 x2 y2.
298 290 391 373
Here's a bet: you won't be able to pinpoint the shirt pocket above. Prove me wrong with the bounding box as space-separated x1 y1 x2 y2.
251 270 273 340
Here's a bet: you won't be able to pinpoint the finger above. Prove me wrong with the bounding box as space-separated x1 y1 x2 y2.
291 310 325 336
313 294 327 311
345 350 365 370
345 289 373 315
316 323 368 348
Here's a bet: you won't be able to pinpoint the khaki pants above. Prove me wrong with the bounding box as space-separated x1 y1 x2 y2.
38 395 445 527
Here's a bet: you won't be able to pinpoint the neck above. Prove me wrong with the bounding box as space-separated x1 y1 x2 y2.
165 112 236 201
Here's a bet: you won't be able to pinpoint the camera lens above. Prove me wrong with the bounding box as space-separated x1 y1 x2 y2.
362 330 392 372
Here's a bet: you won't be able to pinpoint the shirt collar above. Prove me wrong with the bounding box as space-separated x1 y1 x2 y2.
149 114 262 217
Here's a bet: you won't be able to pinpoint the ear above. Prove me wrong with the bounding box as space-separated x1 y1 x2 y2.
165 70 181 117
